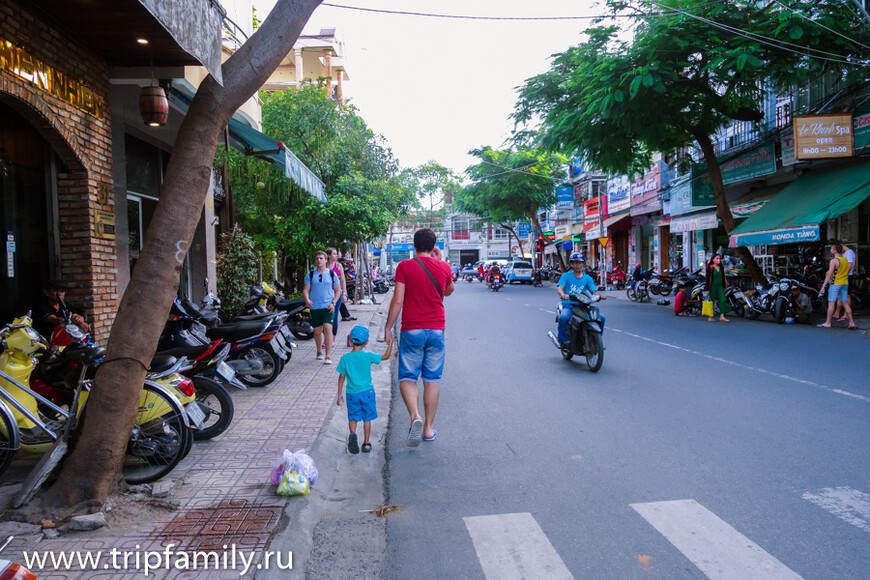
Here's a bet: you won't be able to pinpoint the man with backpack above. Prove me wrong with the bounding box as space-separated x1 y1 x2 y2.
303 250 341 364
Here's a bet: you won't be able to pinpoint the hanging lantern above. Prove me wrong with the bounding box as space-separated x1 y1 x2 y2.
139 85 169 127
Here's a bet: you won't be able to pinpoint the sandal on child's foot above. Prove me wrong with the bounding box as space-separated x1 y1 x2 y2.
361 442 372 453
347 433 359 454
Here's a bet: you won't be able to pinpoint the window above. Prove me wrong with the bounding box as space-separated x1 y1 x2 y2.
512 262 532 269
493 228 509 240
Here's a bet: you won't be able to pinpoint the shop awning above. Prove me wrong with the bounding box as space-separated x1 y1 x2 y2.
171 89 327 203
603 210 631 229
729 161 870 246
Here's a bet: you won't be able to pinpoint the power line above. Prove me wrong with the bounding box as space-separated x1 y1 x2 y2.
767 0 870 51
320 3 637 21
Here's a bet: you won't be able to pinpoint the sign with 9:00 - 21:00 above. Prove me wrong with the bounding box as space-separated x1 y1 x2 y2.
793 113 854 160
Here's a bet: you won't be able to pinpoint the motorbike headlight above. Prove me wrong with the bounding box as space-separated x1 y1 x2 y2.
779 281 790 292
574 293 591 305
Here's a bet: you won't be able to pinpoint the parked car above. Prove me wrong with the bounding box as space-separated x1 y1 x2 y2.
505 261 534 284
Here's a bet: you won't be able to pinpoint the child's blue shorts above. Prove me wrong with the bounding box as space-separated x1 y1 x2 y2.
346 388 377 422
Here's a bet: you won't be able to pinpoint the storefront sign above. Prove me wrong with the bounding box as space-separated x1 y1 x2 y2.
853 111 870 150
730 225 819 247
794 114 853 159
669 212 719 233
583 197 601 232
669 177 713 216
555 225 570 237
570 158 585 176
556 186 574 209
781 127 796 166
517 222 531 238
606 175 631 214
93 209 116 240
630 169 661 216
0 37 103 118
691 141 776 205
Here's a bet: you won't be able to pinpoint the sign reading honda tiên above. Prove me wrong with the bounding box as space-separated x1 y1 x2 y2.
793 114 853 160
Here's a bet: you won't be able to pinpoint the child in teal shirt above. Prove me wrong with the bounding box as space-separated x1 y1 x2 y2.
336 325 393 453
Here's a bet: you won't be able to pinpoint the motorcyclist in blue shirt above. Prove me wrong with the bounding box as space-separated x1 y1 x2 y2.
556 252 605 345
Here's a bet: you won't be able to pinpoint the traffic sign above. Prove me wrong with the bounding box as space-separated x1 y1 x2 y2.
597 237 609 247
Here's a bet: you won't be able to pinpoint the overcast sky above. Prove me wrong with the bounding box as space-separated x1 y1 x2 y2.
252 1 601 178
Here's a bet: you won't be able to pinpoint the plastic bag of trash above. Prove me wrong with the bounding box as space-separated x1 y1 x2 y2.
292 450 318 487
270 450 295 486
277 471 310 496
656 298 671 306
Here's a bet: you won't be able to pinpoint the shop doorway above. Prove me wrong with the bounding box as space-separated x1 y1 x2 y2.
459 249 479 268
0 101 55 325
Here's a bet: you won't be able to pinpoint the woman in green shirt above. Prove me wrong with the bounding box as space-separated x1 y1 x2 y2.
705 253 730 322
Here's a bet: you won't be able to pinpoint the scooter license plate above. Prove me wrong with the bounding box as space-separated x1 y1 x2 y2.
734 291 744 298
270 336 288 360
185 402 206 430
216 360 235 382
280 325 291 339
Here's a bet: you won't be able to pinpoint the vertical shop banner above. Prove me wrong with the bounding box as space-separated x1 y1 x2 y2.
556 186 574 209
573 183 586 205
853 110 870 150
781 127 796 166
584 197 601 232
607 175 631 214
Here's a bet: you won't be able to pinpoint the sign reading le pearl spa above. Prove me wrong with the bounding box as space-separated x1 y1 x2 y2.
793 114 853 160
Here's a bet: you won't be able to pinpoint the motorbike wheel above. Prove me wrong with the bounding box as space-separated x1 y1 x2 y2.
746 307 761 320
0 411 17 477
731 301 745 318
123 384 194 484
191 376 235 441
626 287 637 302
774 297 787 324
661 285 673 297
560 344 573 360
615 280 625 290
584 331 604 373
236 346 281 387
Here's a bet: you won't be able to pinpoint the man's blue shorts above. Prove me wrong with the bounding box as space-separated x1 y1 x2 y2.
828 284 848 302
346 388 377 422
398 329 445 382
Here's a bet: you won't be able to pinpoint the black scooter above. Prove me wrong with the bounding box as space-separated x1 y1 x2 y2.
548 291 605 372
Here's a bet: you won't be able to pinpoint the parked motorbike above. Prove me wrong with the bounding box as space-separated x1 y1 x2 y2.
607 263 626 289
648 269 683 296
373 276 390 294
745 277 780 320
0 313 195 489
242 282 314 341
547 291 605 372
770 277 820 323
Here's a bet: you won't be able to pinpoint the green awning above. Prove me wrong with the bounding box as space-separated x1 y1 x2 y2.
729 161 870 246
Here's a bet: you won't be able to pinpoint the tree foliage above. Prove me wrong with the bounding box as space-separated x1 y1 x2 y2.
229 85 415 280
457 147 567 262
513 0 869 281
216 225 258 318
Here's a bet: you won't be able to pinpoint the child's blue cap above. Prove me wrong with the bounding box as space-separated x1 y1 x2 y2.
349 325 369 344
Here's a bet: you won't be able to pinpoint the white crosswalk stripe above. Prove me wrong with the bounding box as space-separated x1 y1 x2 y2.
631 499 804 580
802 486 870 534
464 512 574 580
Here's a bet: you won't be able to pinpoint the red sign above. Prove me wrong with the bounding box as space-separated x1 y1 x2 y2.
584 197 601 232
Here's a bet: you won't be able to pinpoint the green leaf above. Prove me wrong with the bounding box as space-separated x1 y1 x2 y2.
788 25 803 40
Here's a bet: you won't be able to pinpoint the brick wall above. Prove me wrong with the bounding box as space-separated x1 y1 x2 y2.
1 0 118 342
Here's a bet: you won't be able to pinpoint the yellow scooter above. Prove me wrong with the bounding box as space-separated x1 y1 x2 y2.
0 314 199 505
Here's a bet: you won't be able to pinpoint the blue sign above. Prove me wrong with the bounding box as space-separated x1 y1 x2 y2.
556 186 574 209
386 241 444 252
563 240 573 251
731 225 819 247
373 249 382 257
517 222 531 238
571 158 584 176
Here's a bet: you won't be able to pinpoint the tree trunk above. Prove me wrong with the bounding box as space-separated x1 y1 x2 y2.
43 0 324 510
693 132 766 286
499 223 525 257
527 209 565 271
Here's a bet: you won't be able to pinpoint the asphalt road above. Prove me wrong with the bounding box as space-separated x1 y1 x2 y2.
383 280 870 579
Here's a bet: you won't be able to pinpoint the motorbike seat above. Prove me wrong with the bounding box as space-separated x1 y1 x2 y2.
64 345 105 366
149 354 177 373
206 320 269 341
231 312 283 323
277 298 306 311
156 344 212 359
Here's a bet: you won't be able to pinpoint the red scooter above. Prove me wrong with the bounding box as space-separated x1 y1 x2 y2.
607 263 626 289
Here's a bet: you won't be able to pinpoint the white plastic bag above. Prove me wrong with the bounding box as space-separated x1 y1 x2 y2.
270 449 295 486
291 449 318 487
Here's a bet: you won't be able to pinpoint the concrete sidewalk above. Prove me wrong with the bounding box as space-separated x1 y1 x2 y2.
0 294 394 579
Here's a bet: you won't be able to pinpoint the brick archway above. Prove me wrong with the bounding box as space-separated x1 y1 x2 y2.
0 81 118 341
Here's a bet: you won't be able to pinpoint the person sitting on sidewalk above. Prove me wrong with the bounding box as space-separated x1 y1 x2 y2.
336 325 393 454
674 282 697 316
787 286 812 324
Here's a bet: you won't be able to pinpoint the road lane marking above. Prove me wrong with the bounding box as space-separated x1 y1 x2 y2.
610 327 870 403
631 499 804 580
802 487 870 534
464 512 574 580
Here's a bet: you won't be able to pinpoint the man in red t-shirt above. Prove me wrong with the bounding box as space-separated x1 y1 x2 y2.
385 228 454 446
